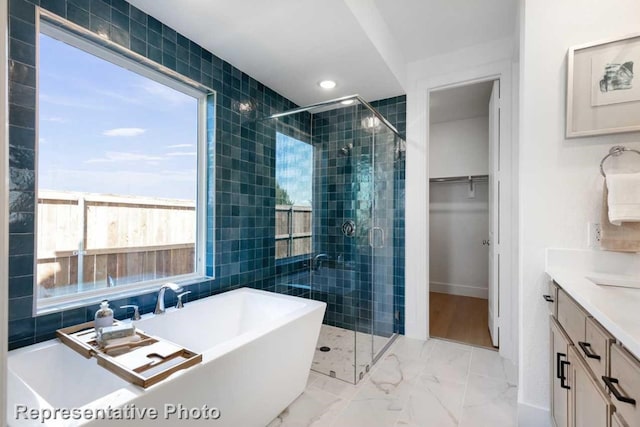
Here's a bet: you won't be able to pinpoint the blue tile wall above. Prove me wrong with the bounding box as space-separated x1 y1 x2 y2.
6 0 311 349
310 96 406 336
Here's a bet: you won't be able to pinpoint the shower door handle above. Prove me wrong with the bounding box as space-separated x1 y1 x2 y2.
368 227 385 248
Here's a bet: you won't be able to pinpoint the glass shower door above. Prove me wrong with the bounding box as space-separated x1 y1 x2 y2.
350 108 397 378
351 112 374 382
371 129 399 360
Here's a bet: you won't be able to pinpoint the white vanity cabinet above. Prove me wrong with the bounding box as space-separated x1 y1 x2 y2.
547 281 638 427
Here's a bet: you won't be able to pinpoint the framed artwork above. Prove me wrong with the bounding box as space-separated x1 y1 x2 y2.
567 33 640 138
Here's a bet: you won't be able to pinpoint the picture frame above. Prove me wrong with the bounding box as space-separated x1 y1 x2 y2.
566 32 640 138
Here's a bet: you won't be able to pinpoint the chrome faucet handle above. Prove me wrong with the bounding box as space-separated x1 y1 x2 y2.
176 291 192 309
120 305 140 321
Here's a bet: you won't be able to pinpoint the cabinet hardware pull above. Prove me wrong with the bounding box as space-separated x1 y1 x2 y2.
556 352 565 379
578 342 601 360
602 376 636 405
556 353 567 378
543 294 554 302
560 360 571 389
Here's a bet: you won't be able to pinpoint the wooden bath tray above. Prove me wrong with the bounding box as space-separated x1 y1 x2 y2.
56 321 202 388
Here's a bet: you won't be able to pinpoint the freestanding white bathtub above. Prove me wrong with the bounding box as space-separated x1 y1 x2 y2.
7 288 326 426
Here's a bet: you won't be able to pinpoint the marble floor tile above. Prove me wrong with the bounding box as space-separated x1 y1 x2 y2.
458 373 518 427
422 339 472 384
270 337 518 427
370 351 428 393
267 387 346 427
331 381 405 427
307 371 323 387
395 372 467 427
469 347 518 385
386 336 436 362
310 374 359 400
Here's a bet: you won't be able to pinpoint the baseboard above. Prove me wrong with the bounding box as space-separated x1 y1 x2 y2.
430 281 488 299
518 401 551 427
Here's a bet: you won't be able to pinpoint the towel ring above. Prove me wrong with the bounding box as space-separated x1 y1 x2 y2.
600 145 640 177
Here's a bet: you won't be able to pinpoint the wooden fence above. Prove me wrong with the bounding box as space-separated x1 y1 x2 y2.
37 190 196 291
275 205 312 259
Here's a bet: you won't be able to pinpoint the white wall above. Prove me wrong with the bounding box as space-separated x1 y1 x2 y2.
429 115 489 298
429 116 489 178
519 0 640 419
430 181 489 298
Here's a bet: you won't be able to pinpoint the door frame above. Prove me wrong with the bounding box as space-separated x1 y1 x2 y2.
405 59 515 362
1 0 9 424
488 79 500 347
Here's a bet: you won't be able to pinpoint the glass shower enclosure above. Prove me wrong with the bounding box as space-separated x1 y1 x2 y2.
257 95 404 384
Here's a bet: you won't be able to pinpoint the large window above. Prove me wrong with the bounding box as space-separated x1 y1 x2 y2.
275 132 312 259
36 22 208 309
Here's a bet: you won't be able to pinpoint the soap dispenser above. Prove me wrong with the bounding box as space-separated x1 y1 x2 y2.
94 300 114 330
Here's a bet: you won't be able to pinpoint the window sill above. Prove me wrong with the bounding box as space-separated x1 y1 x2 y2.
35 274 213 317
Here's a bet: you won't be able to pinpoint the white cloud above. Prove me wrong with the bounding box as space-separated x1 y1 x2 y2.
38 138 46 144
85 151 163 163
165 151 197 157
166 144 193 149
102 128 146 137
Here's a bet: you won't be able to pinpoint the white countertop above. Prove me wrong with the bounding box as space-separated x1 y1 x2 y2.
545 249 640 360
546 268 640 359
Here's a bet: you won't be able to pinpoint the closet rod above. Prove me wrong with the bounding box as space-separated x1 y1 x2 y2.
429 174 489 183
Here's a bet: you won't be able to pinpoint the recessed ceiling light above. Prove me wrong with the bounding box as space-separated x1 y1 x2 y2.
319 80 336 89
341 99 355 105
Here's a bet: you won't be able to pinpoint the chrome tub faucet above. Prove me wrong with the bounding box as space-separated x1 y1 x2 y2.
313 253 330 271
154 282 184 314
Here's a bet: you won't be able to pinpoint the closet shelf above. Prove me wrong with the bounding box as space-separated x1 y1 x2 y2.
429 175 489 183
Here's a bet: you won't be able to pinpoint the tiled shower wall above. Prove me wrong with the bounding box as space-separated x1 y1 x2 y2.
6 0 406 349
311 96 406 335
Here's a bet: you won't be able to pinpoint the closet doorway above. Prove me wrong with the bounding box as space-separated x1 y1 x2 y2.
428 80 500 350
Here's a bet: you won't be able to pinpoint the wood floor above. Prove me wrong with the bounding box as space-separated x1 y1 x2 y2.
429 292 497 349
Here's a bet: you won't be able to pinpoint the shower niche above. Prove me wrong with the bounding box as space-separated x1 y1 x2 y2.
251 95 405 384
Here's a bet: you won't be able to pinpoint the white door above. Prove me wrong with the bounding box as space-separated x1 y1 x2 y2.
488 80 500 347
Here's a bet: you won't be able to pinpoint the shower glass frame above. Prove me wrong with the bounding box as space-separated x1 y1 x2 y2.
261 95 403 384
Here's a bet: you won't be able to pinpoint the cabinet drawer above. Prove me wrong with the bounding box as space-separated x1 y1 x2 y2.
608 344 640 426
557 289 587 346
579 317 613 379
544 281 559 316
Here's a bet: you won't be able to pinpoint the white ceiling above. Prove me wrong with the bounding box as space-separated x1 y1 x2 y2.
430 81 494 124
128 0 517 107
374 0 518 62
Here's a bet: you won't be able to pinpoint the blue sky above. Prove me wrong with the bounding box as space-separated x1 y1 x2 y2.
276 132 312 206
38 33 198 200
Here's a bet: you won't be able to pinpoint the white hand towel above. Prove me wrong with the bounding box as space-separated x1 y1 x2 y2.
606 172 640 225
